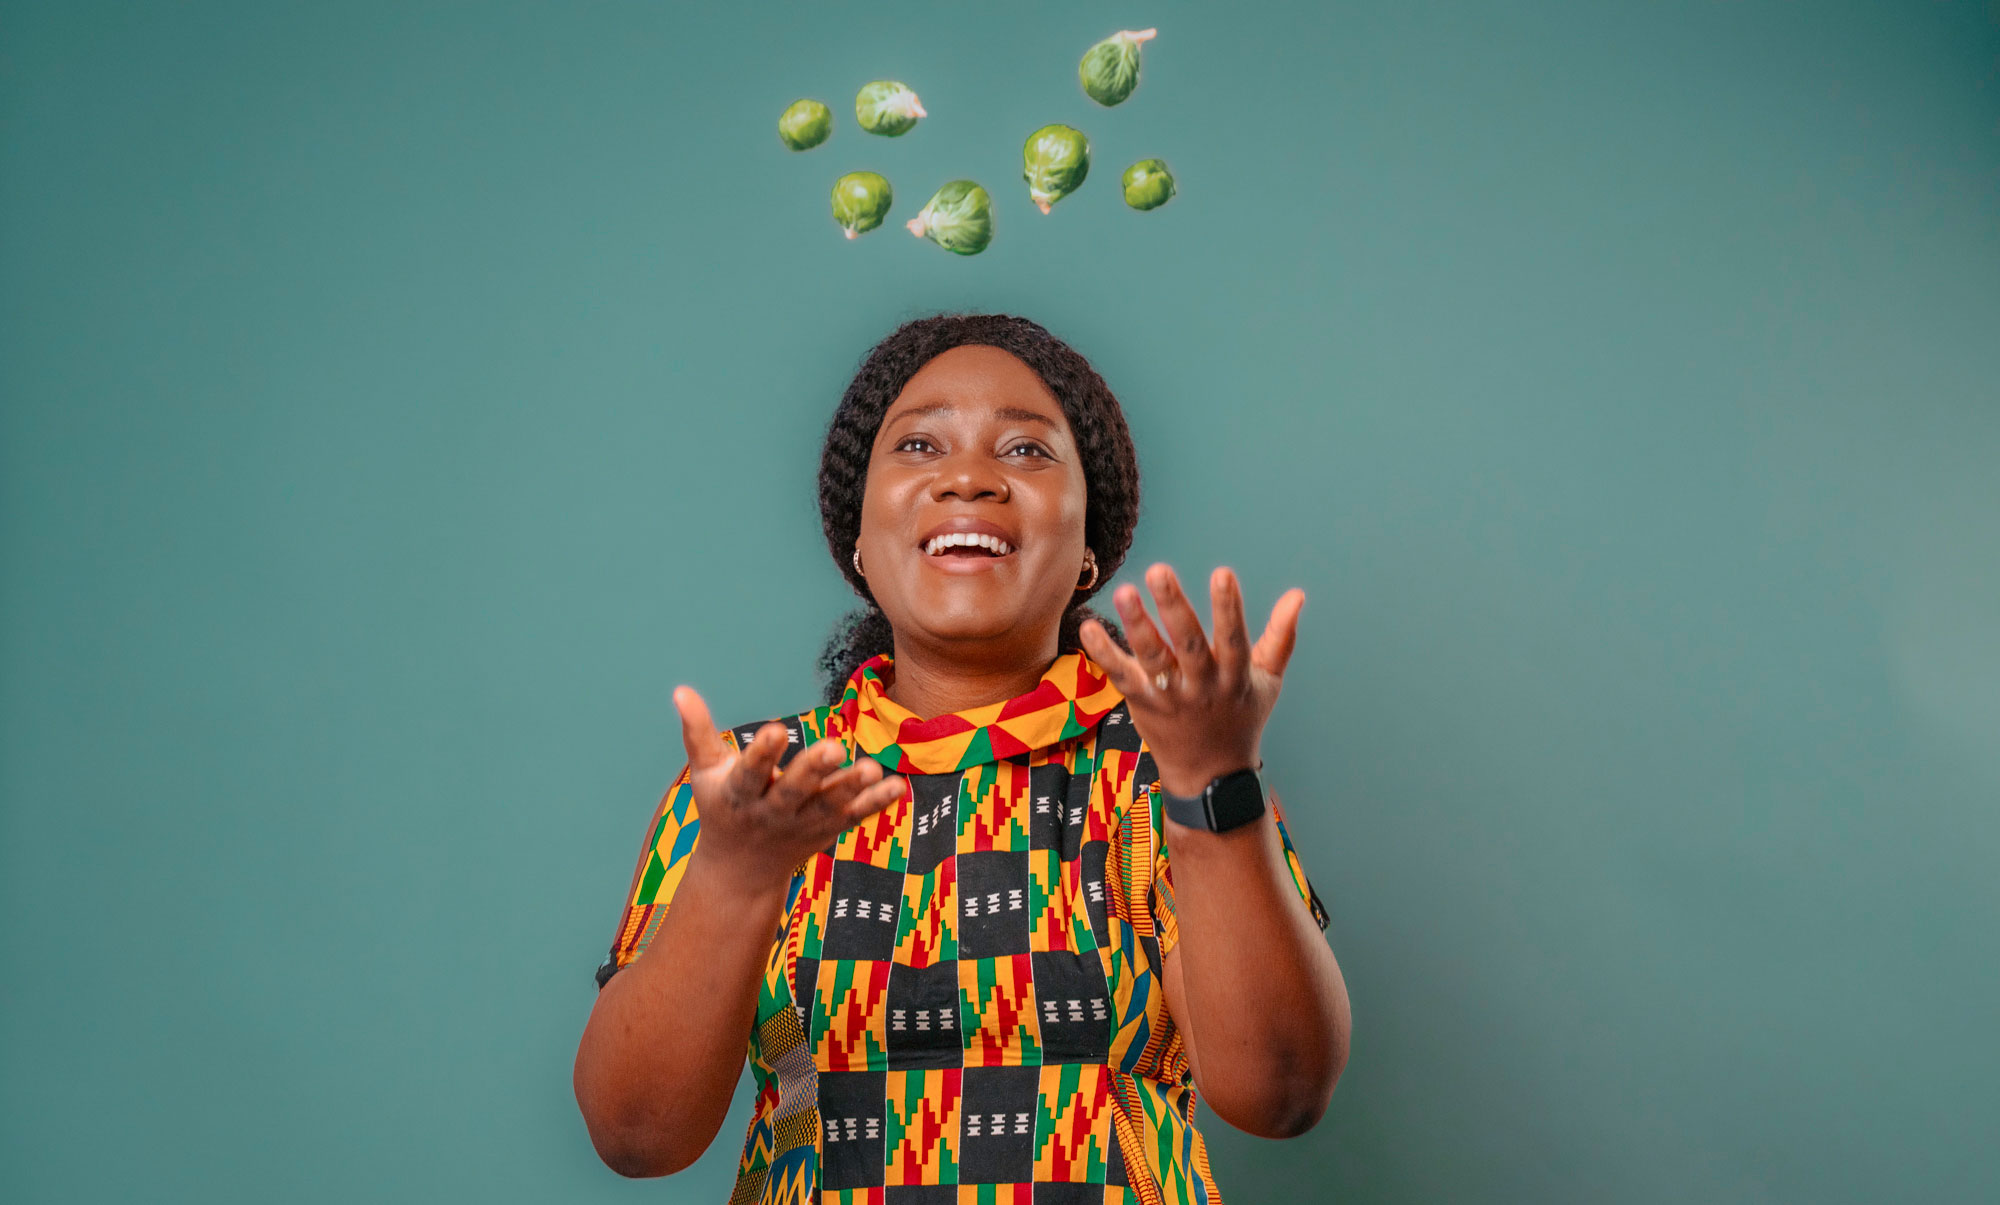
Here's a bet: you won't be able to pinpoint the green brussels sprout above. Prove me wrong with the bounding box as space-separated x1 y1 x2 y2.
1079 28 1156 107
1022 124 1090 214
777 98 832 150
830 171 893 239
1121 159 1176 210
906 180 993 255
854 80 926 137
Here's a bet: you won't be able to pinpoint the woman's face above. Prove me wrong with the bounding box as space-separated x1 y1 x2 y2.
857 345 1090 659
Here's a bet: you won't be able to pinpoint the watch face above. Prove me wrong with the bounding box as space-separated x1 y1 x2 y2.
1207 768 1267 832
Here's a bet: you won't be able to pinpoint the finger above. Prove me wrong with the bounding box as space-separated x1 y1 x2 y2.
1078 618 1140 681
1078 618 1146 695
815 756 884 812
724 722 789 800
768 738 847 809
673 686 732 771
841 773 908 824
1210 567 1252 690
1109 582 1173 673
1146 564 1215 681
1251 588 1307 677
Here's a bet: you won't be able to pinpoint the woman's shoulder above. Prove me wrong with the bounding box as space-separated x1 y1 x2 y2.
711 697 847 767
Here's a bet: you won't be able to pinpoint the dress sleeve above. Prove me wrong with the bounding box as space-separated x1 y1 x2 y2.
1268 791 1331 932
593 753 715 990
1148 784 1330 963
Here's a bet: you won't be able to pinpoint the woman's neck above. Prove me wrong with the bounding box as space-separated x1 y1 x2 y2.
883 632 1061 720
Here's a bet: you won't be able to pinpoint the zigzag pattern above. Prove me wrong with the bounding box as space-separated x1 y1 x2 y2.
1029 850 1070 953
1035 1062 1113 1182
959 762 1031 852
894 858 957 967
959 952 1039 1068
840 792 911 870
885 1068 960 1185
814 959 889 1072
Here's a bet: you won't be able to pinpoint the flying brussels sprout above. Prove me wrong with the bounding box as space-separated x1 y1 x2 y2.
1022 124 1090 214
777 98 832 150
1079 28 1157 107
830 171 893 239
1121 159 1176 210
855 80 926 136
906 180 993 255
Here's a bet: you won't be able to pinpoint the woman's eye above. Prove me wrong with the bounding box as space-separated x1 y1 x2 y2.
895 438 935 453
1005 444 1051 458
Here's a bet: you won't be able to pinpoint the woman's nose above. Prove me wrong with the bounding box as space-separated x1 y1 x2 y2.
932 450 1007 502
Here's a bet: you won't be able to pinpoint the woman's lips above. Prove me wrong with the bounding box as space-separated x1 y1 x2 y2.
921 550 1011 574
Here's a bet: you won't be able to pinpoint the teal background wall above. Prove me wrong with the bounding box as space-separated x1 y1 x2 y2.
4 1 1996 1201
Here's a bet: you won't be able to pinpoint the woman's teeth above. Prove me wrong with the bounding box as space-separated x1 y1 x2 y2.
924 532 1014 556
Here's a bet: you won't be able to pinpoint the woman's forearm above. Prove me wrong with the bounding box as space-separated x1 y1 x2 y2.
1161 810 1350 1138
573 851 789 1177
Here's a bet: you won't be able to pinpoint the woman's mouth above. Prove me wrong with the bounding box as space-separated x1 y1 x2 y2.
922 532 1015 558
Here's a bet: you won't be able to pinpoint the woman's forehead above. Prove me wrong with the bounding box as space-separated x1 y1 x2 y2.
884 346 1069 427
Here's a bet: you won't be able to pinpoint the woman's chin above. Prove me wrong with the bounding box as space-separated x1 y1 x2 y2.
899 598 1057 650
906 614 1025 646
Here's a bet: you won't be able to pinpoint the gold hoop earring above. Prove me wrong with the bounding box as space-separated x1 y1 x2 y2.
1076 549 1099 592
852 547 864 577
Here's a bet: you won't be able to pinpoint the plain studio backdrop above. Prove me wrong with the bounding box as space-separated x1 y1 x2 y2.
3 1 1996 1201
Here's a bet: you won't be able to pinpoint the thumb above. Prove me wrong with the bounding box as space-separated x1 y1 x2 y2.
673 686 731 771
1250 589 1306 677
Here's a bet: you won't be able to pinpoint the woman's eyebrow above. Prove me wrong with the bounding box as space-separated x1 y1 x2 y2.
884 403 1059 430
883 403 951 431
992 406 1058 428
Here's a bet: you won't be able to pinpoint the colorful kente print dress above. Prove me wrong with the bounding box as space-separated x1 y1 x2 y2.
595 652 1328 1205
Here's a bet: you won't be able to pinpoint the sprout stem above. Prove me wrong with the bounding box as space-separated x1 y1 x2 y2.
1122 28 1157 43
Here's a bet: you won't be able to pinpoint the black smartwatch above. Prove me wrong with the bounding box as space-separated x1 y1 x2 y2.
1160 766 1267 833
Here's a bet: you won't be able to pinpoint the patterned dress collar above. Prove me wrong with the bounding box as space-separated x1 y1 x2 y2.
838 651 1125 773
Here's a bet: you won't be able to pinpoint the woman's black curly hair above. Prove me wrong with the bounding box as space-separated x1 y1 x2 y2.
816 313 1140 702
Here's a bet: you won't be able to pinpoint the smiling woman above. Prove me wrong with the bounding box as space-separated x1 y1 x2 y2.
573 314 1351 1205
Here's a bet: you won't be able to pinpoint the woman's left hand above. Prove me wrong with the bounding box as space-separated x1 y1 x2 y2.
1077 564 1305 799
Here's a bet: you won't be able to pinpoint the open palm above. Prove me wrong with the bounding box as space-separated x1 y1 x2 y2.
1077 564 1304 798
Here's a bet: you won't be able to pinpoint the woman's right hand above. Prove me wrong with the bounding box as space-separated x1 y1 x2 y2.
671 685 906 891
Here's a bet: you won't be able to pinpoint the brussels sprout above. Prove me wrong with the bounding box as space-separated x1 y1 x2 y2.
1022 124 1090 214
1079 28 1156 107
1121 159 1176 210
830 171 893 239
855 80 926 137
777 98 832 150
906 180 993 255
